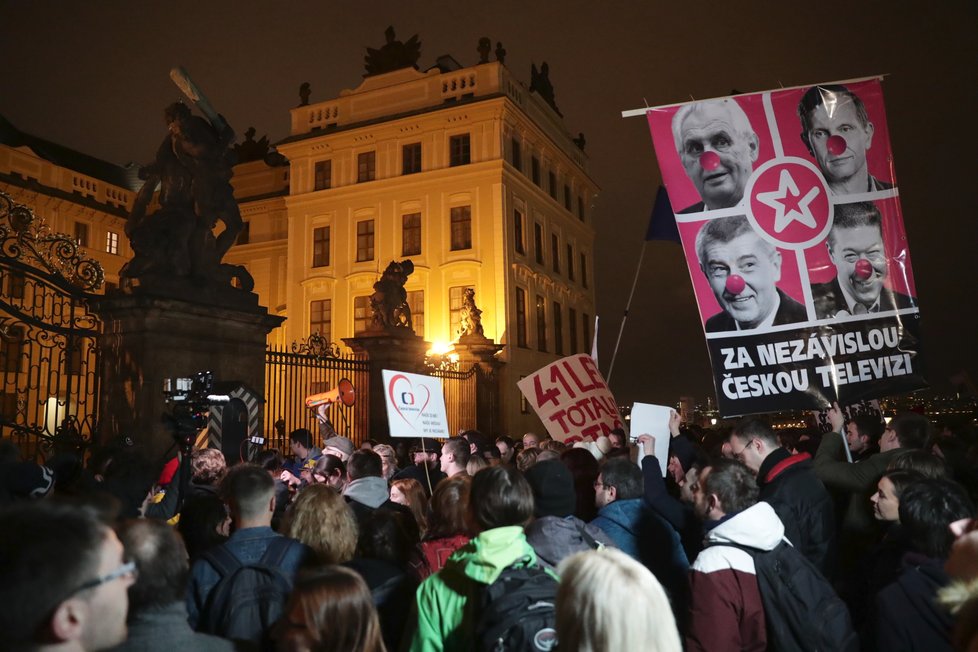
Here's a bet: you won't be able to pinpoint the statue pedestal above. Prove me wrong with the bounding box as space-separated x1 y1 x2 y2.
344 328 429 441
454 334 504 436
95 292 284 461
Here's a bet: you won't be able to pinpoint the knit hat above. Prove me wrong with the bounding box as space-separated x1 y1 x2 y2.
322 435 355 459
1 462 55 500
524 459 576 518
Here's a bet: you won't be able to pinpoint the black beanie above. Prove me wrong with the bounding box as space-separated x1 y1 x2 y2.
524 459 576 518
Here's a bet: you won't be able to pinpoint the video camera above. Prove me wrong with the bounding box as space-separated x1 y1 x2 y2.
162 371 231 449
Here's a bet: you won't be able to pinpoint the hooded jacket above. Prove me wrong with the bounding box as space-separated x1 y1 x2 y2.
686 501 785 652
525 515 615 570
343 475 390 509
409 526 546 652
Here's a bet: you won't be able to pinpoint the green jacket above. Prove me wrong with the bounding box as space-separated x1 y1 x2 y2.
409 526 546 652
813 431 904 535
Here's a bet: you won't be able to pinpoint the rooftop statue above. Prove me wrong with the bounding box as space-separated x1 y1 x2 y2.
364 26 422 76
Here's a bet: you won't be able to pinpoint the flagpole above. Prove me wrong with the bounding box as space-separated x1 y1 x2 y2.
606 239 648 385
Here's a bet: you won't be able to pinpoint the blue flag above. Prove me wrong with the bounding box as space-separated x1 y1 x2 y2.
644 186 680 243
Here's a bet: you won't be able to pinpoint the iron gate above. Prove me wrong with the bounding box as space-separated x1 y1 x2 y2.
0 190 104 461
264 333 371 449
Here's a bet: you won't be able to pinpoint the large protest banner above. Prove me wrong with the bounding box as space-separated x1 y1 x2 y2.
642 78 926 415
517 353 626 441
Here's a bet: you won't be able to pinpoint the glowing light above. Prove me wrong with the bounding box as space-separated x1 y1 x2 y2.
427 341 454 356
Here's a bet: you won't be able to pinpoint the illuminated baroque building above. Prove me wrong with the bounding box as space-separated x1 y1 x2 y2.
225 56 598 435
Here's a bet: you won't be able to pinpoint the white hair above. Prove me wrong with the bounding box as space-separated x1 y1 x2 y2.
672 98 755 155
556 548 682 652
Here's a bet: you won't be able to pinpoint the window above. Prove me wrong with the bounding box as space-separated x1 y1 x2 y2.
407 290 424 336
516 288 527 348
356 220 375 262
5 271 25 300
578 196 586 220
310 299 332 342
74 222 89 247
534 223 544 264
551 234 560 273
548 171 557 199
583 313 592 354
536 295 547 352
581 253 588 288
514 209 525 255
567 244 575 281
105 231 119 255
531 157 540 185
449 134 471 166
236 222 250 245
0 326 23 373
450 206 472 251
449 286 474 337
402 213 422 256
357 151 376 183
402 143 422 175
511 137 522 172
314 160 332 190
553 301 564 355
569 307 578 353
564 184 572 210
312 226 330 268
354 296 370 333
519 376 529 414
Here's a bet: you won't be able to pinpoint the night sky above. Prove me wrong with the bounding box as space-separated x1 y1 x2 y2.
2 1 975 408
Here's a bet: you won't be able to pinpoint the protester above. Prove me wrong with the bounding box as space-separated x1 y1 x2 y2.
283 483 358 565
439 437 470 478
176 493 230 562
373 443 399 483
312 454 347 492
391 478 429 537
418 474 473 579
275 566 387 652
560 447 601 523
344 450 395 526
557 548 682 652
392 438 446 497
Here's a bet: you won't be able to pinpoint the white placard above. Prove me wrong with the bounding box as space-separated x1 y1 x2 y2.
516 354 626 442
381 369 450 438
630 402 672 477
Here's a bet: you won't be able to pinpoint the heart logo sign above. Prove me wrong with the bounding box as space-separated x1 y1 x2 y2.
381 370 450 438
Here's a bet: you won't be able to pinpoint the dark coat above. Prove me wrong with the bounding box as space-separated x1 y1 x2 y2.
757 449 837 578
875 553 954 652
705 289 808 332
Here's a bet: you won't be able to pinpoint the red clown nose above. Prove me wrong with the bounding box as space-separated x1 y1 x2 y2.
827 135 847 156
854 259 874 280
725 274 746 295
700 151 721 171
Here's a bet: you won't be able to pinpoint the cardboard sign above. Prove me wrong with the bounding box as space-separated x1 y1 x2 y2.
641 78 927 416
381 369 450 438
630 402 672 477
517 354 626 442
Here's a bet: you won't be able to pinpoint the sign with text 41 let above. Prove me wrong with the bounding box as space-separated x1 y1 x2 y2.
517 354 627 442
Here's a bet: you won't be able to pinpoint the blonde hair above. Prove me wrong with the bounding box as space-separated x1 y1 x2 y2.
556 548 681 652
466 455 488 476
283 484 358 564
372 444 398 481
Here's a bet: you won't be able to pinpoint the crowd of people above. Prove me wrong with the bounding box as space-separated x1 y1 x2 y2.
2 405 978 652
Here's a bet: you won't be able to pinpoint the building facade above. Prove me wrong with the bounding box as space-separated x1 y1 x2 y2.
226 60 598 436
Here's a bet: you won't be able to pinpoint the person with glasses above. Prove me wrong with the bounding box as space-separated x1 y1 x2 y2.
0 501 136 652
728 417 837 578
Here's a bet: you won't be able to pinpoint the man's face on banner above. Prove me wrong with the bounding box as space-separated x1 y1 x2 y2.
702 231 782 328
828 224 887 307
807 100 874 186
678 102 759 209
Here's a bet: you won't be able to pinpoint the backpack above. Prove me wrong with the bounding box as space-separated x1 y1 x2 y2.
474 558 559 652
200 537 299 650
729 541 858 652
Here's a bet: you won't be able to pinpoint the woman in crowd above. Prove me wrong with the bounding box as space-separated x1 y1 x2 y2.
311 454 347 493
418 474 473 579
390 478 428 538
373 444 398 483
276 566 386 652
282 483 358 565
556 548 681 652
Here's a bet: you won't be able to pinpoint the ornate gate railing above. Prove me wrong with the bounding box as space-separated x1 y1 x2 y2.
0 190 104 461
264 333 371 450
430 364 480 435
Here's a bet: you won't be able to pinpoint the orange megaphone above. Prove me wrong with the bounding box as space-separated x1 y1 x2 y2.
305 378 356 409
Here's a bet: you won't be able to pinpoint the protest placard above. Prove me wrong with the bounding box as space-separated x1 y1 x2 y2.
517 353 626 442
630 402 672 476
381 369 450 438
639 78 927 415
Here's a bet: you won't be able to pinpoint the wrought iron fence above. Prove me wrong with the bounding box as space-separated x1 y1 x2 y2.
430 364 479 436
0 190 104 461
264 334 371 451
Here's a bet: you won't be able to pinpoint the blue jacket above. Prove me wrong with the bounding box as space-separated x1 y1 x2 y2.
186 526 308 628
591 498 690 630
